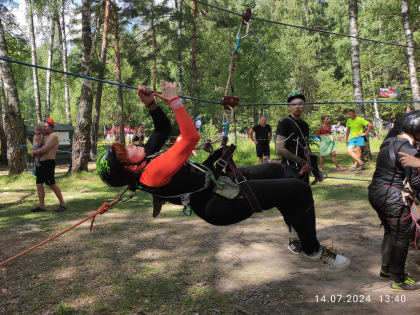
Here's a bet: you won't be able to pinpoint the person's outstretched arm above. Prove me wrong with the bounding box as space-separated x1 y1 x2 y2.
140 81 200 187
137 86 172 156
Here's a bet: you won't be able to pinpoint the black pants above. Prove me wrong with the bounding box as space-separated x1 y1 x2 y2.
368 184 413 282
192 163 320 255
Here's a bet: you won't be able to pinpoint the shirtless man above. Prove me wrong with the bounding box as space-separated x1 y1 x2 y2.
30 118 67 212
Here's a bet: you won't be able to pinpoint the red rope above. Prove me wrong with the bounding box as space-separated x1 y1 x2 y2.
0 196 122 267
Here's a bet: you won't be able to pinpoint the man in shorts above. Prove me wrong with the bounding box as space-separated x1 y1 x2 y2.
30 118 67 212
249 117 272 163
345 109 372 171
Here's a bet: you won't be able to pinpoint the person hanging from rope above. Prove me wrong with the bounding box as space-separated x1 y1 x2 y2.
368 111 420 291
96 80 350 271
275 90 324 254
248 117 272 164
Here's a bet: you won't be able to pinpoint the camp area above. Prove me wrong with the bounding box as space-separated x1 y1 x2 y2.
1 0 420 314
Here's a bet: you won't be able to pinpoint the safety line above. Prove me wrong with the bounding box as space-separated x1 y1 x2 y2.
326 176 371 183
2 56 419 106
239 100 420 106
193 0 415 49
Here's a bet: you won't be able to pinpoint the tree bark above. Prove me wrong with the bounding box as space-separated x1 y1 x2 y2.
112 4 125 144
348 0 364 115
26 0 43 124
151 2 157 91
0 78 8 163
91 0 111 159
175 0 183 94
71 0 93 172
45 15 56 119
57 0 71 125
0 19 27 174
400 0 420 111
190 0 199 117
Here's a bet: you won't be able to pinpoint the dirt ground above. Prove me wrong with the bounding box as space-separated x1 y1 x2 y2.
1 164 420 314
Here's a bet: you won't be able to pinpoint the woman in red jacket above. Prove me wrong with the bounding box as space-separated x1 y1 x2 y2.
97 81 350 271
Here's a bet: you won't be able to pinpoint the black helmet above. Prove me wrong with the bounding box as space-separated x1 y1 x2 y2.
287 90 306 103
402 111 420 139
97 145 129 187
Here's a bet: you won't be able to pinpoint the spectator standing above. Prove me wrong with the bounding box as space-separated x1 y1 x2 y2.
316 115 346 171
345 109 372 171
133 124 146 147
30 118 67 212
248 117 272 164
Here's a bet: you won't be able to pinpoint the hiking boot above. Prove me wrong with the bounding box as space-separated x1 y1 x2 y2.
349 167 357 172
31 206 46 212
380 270 416 284
54 205 67 212
304 246 350 271
288 239 302 255
390 279 420 291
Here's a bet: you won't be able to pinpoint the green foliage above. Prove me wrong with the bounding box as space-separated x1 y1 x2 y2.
4 0 420 137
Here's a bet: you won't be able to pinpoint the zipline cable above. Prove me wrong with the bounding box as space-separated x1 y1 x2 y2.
2 56 420 106
192 0 416 49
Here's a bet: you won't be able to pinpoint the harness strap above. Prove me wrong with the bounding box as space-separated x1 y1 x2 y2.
228 158 263 213
214 144 236 179
213 144 262 213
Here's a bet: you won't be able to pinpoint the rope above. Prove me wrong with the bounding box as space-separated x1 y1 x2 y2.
8 144 95 157
325 176 371 183
2 56 420 106
0 189 131 267
193 0 415 49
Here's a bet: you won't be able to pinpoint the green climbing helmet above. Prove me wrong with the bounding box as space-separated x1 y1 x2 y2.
287 90 306 103
97 145 129 187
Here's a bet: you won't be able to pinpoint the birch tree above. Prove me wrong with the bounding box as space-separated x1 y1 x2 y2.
45 14 55 118
57 0 71 125
0 18 26 174
25 0 42 123
348 0 364 115
400 0 420 110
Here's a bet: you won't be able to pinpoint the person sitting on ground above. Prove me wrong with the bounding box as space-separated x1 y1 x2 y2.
132 124 146 147
248 117 272 164
368 111 420 291
316 115 346 171
32 125 44 174
345 109 372 171
96 81 350 271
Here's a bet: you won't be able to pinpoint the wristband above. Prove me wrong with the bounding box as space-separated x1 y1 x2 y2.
146 100 155 108
168 96 179 105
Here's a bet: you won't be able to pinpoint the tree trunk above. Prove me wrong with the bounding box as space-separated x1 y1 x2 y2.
0 19 27 174
91 0 111 159
113 6 125 144
151 3 157 91
57 0 71 125
0 78 8 163
26 0 43 124
45 15 56 118
348 0 364 115
71 0 93 172
400 0 420 111
175 0 183 94
190 0 199 117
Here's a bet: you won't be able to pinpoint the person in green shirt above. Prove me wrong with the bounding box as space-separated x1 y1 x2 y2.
345 109 372 171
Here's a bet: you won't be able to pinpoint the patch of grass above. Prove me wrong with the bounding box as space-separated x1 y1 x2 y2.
55 303 77 315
